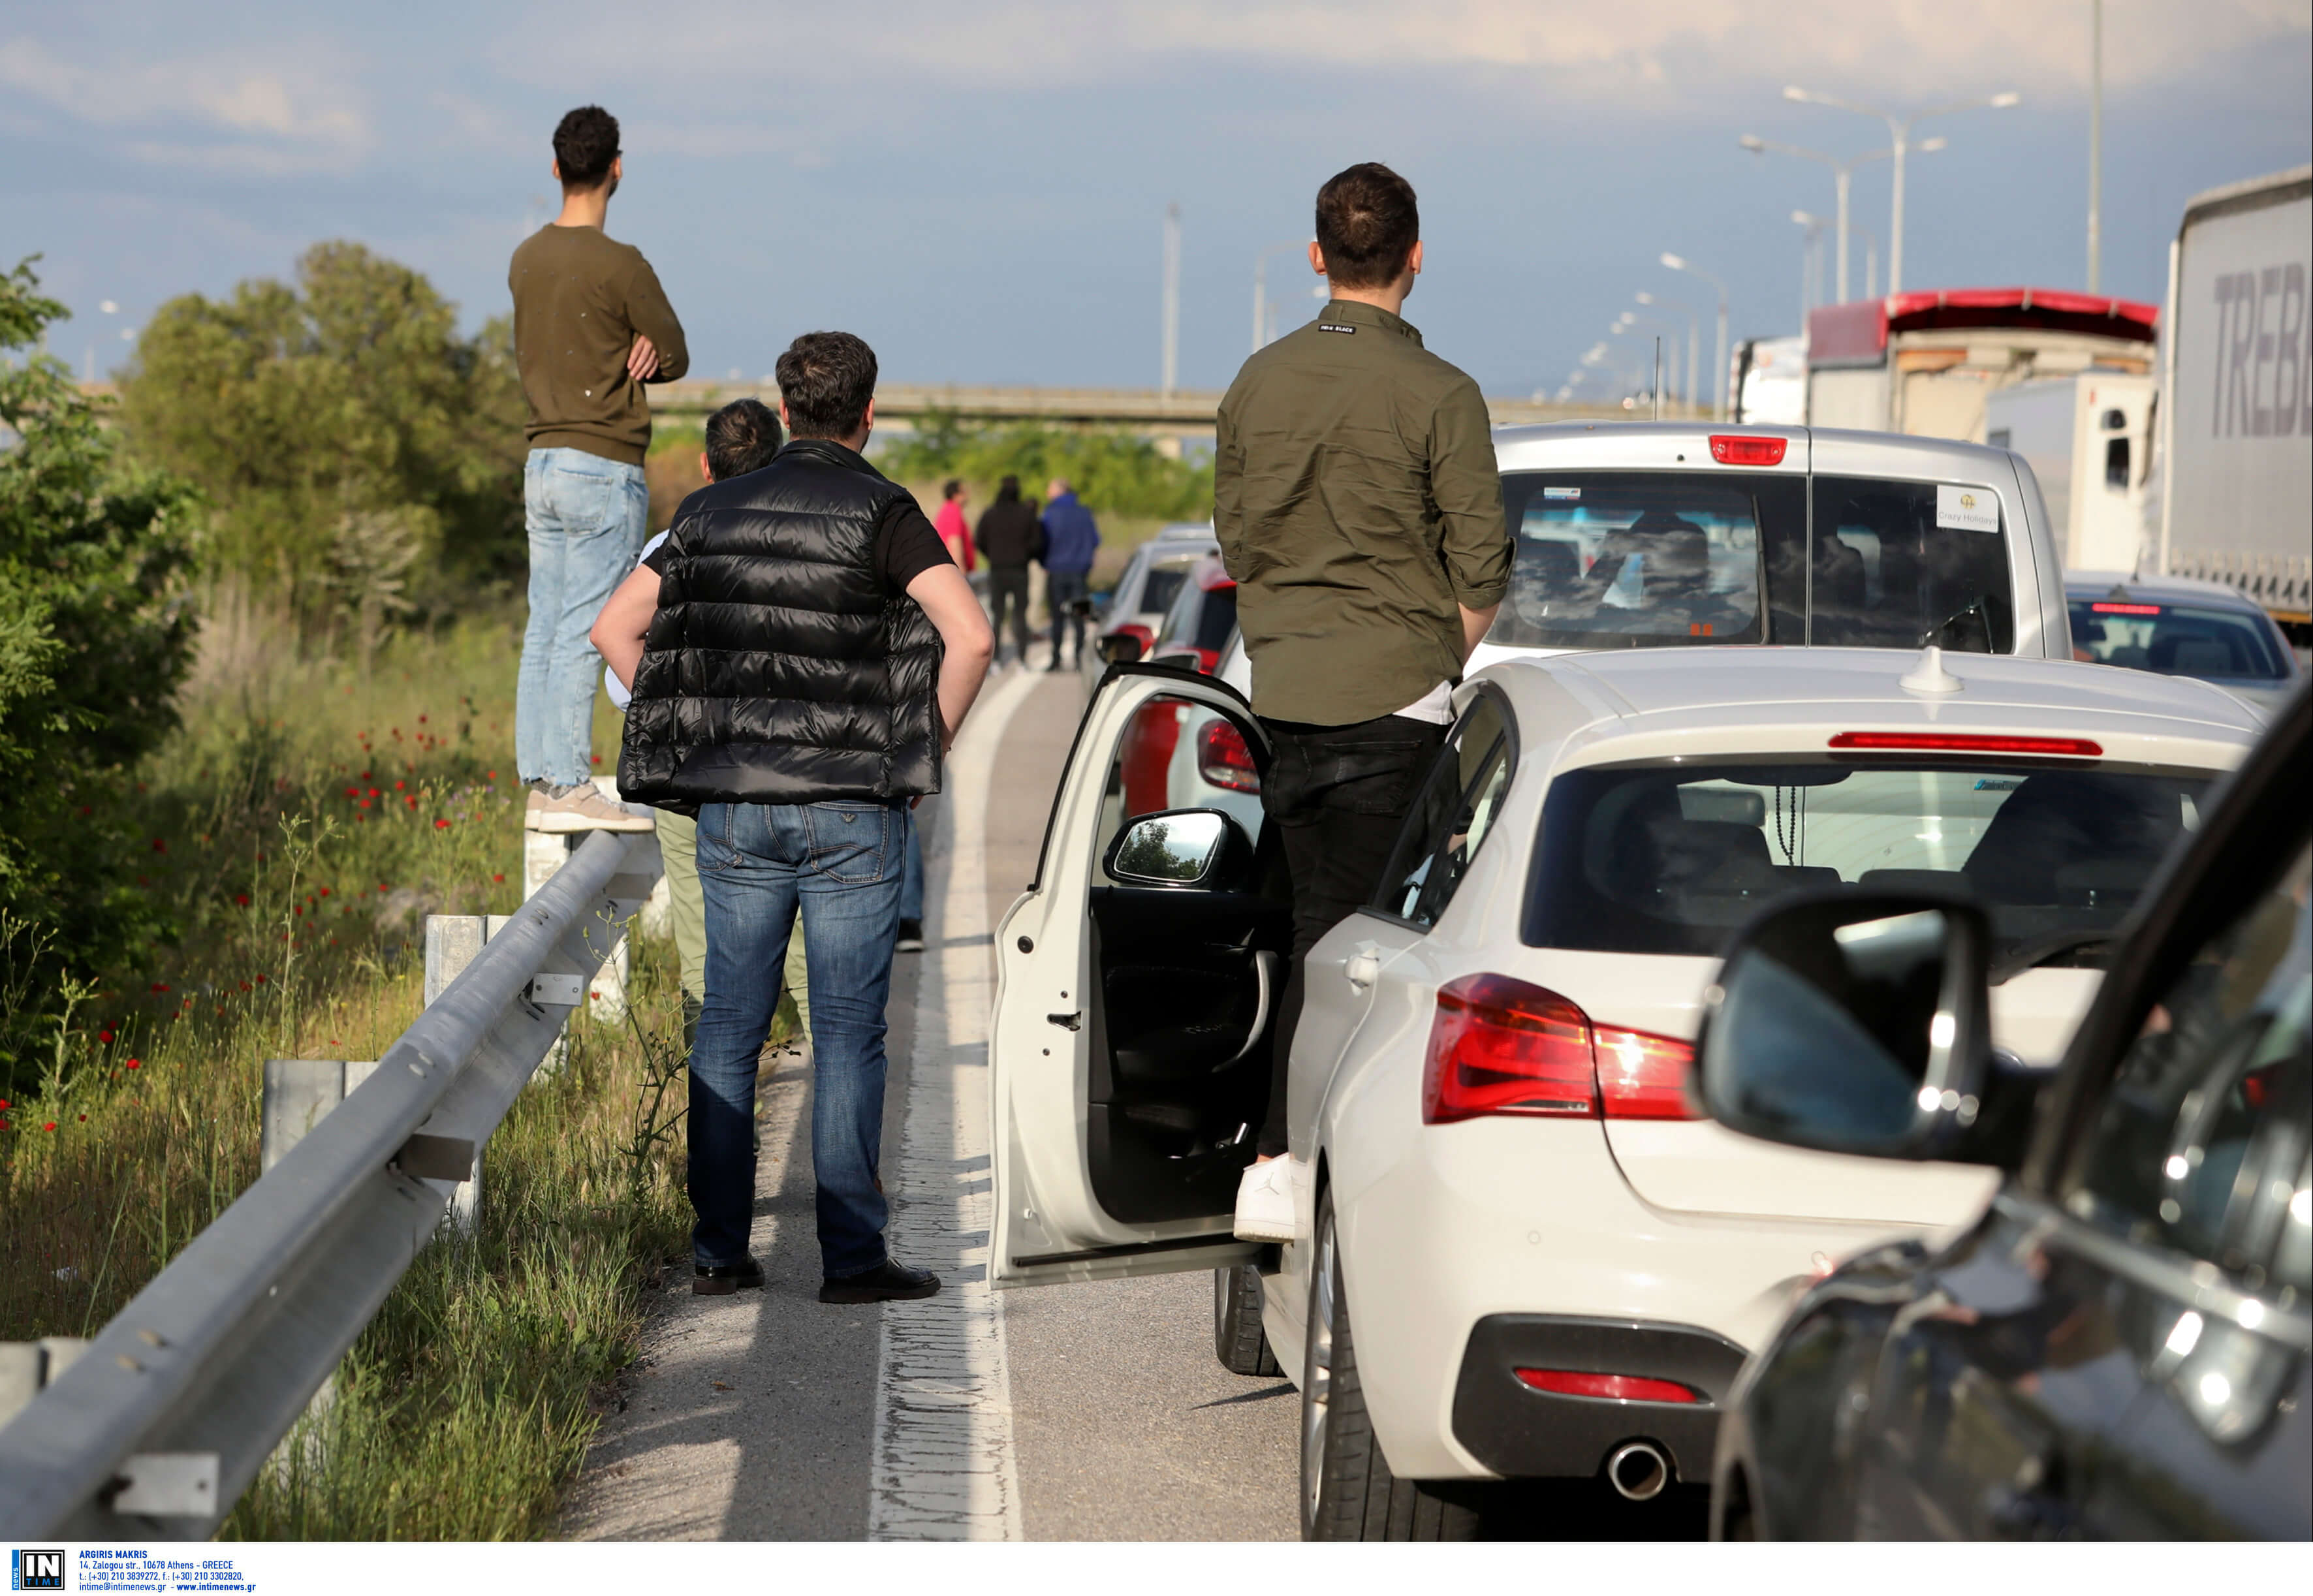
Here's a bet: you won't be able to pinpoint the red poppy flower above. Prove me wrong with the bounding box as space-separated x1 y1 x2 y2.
125 1058 140 1069
254 974 268 984
0 1098 10 1110
98 1029 114 1044
151 982 169 994
361 770 373 780
151 838 167 852
486 770 497 781
492 873 505 883
43 1122 57 1132
418 714 428 723
434 818 451 829
235 893 250 905
319 887 331 897
591 754 602 764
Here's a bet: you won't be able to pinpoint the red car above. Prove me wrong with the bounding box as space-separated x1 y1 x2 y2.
1119 559 1240 815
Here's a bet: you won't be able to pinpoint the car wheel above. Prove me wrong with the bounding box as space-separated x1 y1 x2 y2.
1214 1264 1283 1376
1300 1189 1480 1541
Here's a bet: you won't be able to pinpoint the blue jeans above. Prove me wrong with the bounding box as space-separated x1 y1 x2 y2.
518 448 646 787
900 809 925 925
691 799 905 1277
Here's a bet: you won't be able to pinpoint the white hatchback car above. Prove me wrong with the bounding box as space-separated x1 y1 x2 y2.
987 646 2261 1537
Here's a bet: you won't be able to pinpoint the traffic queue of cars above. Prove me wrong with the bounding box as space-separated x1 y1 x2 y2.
987 420 2309 1539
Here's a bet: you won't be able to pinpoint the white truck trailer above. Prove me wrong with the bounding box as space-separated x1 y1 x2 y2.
1985 370 2158 574
2156 164 2312 636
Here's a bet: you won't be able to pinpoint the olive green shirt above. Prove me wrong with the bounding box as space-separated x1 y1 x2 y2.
509 224 689 467
1214 299 1509 725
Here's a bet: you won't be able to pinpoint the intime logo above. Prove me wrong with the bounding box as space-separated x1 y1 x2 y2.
11 1549 65 1591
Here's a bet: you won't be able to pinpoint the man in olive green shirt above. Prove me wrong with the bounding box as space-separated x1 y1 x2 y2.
1214 163 1509 1240
508 104 688 835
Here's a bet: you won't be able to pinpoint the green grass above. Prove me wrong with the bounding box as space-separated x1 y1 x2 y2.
1 608 694 1539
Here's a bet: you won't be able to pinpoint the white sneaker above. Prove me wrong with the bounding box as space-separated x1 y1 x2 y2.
1233 1156 1298 1242
524 786 654 834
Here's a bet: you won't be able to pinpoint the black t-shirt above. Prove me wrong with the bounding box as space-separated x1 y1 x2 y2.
643 473 953 593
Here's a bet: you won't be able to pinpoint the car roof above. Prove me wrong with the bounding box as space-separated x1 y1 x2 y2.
2066 571 2268 610
1154 521 1218 540
1191 555 1236 591
1488 421 2015 477
1477 646 2263 769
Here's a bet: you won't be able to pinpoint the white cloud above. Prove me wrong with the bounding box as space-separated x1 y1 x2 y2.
0 35 370 167
504 0 2311 101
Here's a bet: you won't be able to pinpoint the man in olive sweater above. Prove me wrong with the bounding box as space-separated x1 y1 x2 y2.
509 104 689 833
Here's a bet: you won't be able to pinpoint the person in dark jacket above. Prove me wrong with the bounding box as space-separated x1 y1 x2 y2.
1038 477 1101 671
975 474 1043 666
593 331 995 1304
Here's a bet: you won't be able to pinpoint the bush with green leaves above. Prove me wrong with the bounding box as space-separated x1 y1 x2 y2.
880 409 1213 521
1 259 200 1087
118 242 526 621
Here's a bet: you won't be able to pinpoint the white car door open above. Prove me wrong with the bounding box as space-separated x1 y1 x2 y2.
990 666 1289 1287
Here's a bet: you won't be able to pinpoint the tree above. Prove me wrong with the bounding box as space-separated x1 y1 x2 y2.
0 259 199 1082
117 242 525 624
881 411 1214 521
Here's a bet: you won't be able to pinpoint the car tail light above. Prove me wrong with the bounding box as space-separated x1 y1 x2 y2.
1514 1369 1700 1404
1829 731 2104 757
1708 435 1788 466
1196 719 1261 793
2090 601 2161 616
1422 975 1699 1124
1593 1025 1702 1119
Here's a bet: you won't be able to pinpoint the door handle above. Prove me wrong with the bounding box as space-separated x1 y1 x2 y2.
1345 953 1380 990
1046 1011 1082 1032
1221 951 1281 1067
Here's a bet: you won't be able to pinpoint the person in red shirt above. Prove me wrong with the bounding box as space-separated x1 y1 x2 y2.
934 478 975 575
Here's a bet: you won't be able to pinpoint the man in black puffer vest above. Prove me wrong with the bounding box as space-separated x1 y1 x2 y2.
595 331 995 1303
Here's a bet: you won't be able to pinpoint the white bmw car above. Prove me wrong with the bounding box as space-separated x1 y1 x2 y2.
987 646 2260 1537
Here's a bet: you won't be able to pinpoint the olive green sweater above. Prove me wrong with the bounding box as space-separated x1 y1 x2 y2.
509 224 689 466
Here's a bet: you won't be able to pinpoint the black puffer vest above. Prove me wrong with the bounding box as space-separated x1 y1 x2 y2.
618 439 943 809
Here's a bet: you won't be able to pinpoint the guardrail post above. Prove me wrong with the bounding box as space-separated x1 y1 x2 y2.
421 913 497 1228
0 1339 87 1430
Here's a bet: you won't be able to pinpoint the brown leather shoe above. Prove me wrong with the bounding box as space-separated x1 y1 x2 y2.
818 1259 939 1303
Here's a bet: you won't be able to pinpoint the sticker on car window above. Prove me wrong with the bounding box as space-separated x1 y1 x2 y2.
1542 486 1581 500
1936 484 1998 533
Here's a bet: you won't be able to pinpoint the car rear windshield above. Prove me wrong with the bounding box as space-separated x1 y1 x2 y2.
1524 757 2211 972
1159 580 1238 655
1488 471 2015 653
1138 564 1191 620
2070 598 2290 683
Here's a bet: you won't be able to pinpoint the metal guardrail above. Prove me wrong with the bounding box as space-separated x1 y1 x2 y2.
0 829 661 1537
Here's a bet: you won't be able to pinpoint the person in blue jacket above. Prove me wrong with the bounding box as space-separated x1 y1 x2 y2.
1039 477 1101 672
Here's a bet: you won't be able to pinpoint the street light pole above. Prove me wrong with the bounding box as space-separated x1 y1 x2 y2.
1661 254 1729 419
1784 86 2019 294
1792 211 1831 324
1635 290 1701 415
2088 0 2103 292
1740 136 1944 304
1161 202 1182 398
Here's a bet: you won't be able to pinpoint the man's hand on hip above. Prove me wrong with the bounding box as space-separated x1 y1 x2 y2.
627 334 661 381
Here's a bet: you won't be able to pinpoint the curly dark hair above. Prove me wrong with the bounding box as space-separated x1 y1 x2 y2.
553 106 620 189
775 332 878 441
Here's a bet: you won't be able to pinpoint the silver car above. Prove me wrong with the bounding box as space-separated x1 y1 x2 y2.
1082 521 1219 694
1469 422 2072 672
2066 569 2303 719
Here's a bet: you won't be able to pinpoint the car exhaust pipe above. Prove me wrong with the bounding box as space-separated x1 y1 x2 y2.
1606 1440 1671 1501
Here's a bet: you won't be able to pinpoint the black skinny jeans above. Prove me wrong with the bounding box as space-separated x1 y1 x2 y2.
988 566 1034 657
1255 712 1446 1156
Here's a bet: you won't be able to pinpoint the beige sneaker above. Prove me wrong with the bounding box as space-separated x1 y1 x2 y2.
524 785 655 834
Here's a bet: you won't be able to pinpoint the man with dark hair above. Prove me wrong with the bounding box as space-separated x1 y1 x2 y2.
1039 477 1100 671
595 397 784 1045
595 331 996 1304
1214 161 1510 1242
510 104 689 834
975 473 1043 666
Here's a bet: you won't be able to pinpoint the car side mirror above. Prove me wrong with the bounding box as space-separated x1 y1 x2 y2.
1697 892 2029 1165
1099 629 1149 665
1104 808 1253 890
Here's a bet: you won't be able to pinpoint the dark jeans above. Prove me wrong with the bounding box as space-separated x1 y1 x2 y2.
1254 713 1446 1156
1046 571 1090 663
988 566 1033 659
691 798 905 1279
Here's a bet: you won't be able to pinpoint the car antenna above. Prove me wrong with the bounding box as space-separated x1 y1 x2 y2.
1900 645 1964 695
1652 336 1662 421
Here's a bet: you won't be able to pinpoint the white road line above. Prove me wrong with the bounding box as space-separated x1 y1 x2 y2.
868 664 1041 1541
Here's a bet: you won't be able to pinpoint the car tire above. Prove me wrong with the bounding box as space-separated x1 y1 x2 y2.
1214 1264 1283 1376
1300 1189 1481 1542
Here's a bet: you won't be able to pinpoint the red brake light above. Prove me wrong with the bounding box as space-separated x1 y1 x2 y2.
1708 435 1788 466
1514 1369 1701 1404
1829 731 2104 757
1422 976 1700 1125
1195 719 1261 793
1593 1025 1701 1120
2090 602 2161 616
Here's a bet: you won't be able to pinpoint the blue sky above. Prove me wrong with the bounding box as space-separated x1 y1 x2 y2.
7 1 2308 397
